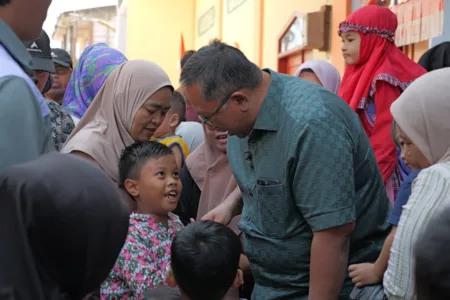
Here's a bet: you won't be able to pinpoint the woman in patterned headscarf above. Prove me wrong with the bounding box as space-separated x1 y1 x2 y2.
63 43 127 125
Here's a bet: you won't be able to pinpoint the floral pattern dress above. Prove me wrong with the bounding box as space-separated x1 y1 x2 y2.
100 212 183 299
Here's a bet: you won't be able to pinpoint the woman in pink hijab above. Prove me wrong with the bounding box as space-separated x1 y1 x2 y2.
294 60 341 94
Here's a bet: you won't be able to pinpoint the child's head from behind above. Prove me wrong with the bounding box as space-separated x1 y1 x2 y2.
168 221 242 300
119 141 181 216
339 5 397 66
415 207 450 300
154 91 186 138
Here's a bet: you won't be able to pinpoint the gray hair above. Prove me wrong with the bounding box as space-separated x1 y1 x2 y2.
180 40 263 102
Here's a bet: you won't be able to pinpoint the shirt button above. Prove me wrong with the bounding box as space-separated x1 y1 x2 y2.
249 192 253 197
245 216 250 221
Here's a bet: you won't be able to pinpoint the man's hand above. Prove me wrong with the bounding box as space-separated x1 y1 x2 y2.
201 199 236 225
201 186 243 225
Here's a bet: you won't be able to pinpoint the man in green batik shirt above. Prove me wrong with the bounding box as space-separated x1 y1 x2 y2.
180 41 390 300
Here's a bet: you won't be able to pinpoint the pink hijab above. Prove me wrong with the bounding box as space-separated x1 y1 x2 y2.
294 60 341 94
186 131 240 234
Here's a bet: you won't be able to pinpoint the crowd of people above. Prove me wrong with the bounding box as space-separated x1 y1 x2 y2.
1 0 450 299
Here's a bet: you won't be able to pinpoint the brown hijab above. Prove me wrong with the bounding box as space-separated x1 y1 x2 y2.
61 60 173 182
186 131 240 234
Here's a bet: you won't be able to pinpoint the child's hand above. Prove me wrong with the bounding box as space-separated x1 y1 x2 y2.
348 263 383 288
189 218 196 224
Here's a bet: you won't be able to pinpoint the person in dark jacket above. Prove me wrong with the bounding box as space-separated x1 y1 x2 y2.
418 41 450 72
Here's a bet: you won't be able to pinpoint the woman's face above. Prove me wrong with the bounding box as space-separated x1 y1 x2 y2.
203 122 228 153
130 87 173 142
396 124 431 170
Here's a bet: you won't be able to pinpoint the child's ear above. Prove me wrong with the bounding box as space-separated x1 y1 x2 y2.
124 179 139 198
166 268 178 288
231 269 244 289
169 113 180 128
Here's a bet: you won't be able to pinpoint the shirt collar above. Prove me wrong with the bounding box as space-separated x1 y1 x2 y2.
0 20 33 74
252 69 281 132
131 212 177 227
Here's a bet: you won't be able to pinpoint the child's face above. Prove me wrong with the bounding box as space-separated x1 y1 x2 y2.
133 154 181 215
203 121 228 154
396 124 431 170
341 31 361 66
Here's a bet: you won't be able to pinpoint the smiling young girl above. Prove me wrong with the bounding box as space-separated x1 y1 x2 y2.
338 5 426 204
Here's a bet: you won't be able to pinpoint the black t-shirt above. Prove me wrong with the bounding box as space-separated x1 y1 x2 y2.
173 167 201 225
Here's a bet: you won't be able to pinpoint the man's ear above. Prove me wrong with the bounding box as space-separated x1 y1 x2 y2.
229 91 249 112
169 113 180 128
166 268 178 288
124 178 139 198
231 269 244 289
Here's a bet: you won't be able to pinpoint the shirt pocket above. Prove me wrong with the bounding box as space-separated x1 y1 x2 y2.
255 182 289 238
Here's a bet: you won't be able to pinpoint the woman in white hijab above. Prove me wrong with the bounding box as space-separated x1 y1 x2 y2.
294 60 341 94
384 68 450 300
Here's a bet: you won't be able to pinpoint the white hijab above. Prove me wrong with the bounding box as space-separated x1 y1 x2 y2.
391 68 450 164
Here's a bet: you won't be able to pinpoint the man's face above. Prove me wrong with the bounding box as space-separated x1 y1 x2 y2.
46 64 71 102
182 84 251 138
9 0 52 41
32 70 50 93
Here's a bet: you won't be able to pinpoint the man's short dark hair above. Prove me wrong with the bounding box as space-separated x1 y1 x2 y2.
415 208 450 300
170 91 186 123
180 40 262 102
118 141 173 187
0 0 11 5
180 50 196 69
171 221 242 300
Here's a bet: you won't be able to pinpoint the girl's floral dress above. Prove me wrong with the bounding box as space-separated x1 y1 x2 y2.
100 212 183 299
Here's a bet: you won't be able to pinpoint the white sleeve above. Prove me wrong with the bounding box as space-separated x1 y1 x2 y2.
384 164 450 299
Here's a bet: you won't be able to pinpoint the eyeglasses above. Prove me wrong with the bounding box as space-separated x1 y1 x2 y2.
198 93 231 127
55 67 71 76
198 116 219 131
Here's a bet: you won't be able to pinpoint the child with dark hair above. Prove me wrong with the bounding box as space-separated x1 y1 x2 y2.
101 141 183 299
166 221 243 300
415 207 450 300
152 91 190 168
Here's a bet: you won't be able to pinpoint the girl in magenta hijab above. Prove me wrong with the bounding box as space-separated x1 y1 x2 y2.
294 60 341 94
63 43 127 124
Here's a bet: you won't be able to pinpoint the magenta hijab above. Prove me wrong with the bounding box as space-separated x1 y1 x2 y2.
294 60 341 94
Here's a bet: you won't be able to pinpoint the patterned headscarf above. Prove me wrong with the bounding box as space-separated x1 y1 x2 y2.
63 43 127 119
